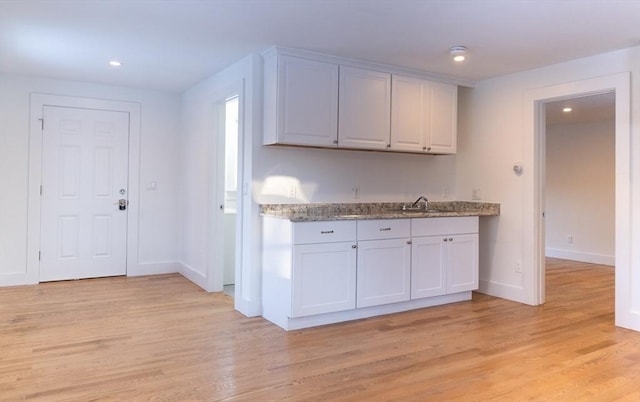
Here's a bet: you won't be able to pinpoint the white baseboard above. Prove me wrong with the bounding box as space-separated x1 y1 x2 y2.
545 248 614 266
0 272 38 287
478 279 530 305
177 262 208 291
127 261 180 277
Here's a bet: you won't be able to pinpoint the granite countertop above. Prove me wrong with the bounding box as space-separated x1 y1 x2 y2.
260 201 500 222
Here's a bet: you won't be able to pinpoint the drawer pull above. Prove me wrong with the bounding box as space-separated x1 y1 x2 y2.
379 227 391 231
320 230 334 234
352 244 357 249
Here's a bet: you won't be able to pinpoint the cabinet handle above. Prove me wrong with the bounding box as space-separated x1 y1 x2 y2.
379 227 391 231
407 240 412 245
352 244 357 249
449 237 453 241
333 140 338 145
320 230 334 234
443 238 448 242
422 146 427 151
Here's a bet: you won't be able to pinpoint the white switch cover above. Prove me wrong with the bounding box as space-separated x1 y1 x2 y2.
472 189 481 200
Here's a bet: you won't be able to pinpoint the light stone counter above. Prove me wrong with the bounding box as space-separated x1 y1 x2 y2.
260 201 500 222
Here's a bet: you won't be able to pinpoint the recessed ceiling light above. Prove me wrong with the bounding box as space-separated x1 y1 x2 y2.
449 46 467 62
109 60 122 67
563 107 572 113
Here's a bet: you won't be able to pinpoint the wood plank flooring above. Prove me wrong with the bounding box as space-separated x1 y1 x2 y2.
1 258 638 401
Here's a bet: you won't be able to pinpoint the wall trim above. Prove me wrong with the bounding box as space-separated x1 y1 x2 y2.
545 249 614 266
477 280 527 304
128 261 181 277
178 262 208 290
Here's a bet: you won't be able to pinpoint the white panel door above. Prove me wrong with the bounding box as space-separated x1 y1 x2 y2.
446 234 479 293
356 238 411 308
338 66 391 150
292 242 357 317
411 236 447 299
40 106 130 281
390 75 428 152
278 56 339 147
428 82 457 154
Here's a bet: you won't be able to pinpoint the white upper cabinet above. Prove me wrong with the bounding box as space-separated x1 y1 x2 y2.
391 75 457 154
262 48 457 154
428 81 457 154
338 66 391 150
390 75 428 152
264 53 339 147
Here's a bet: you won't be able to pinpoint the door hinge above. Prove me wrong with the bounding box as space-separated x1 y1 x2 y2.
40 185 42 196
38 118 44 130
38 251 41 261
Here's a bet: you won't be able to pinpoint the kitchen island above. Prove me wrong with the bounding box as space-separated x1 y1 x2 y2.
260 201 499 330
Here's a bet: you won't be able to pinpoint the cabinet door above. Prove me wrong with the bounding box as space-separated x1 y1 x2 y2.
411 236 446 299
390 75 428 152
357 238 411 308
292 242 357 317
277 56 339 147
338 66 391 150
427 82 457 154
446 234 478 293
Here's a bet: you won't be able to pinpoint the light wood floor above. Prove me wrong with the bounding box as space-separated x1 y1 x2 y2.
1 259 638 401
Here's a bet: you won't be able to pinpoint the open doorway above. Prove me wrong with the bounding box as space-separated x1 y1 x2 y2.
222 96 239 297
544 93 615 265
542 93 615 312
214 95 240 298
527 72 633 329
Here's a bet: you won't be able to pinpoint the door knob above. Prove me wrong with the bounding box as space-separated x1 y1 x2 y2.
118 199 127 211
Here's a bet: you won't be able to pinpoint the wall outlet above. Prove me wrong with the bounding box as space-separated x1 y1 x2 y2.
442 186 449 198
515 260 522 273
472 188 481 200
352 185 360 199
567 235 573 244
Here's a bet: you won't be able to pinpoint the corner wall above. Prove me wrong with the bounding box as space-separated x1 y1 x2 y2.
0 74 181 285
456 46 640 331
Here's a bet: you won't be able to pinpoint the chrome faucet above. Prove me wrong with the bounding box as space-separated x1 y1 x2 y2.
411 196 429 210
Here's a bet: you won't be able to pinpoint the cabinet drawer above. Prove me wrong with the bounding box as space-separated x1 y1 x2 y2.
357 219 410 241
293 221 356 244
411 216 478 237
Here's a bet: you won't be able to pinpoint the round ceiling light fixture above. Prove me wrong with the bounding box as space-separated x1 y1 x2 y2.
562 107 572 112
109 60 122 67
449 46 467 62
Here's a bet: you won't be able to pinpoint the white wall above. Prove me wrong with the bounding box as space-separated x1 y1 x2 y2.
456 46 640 330
545 120 615 265
179 54 265 317
255 146 456 204
0 73 181 285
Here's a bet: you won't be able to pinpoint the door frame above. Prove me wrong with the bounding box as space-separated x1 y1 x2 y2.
208 81 245 305
524 72 633 328
27 94 141 283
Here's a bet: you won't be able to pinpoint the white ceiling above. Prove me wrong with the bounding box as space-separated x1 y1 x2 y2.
546 92 616 126
0 0 639 93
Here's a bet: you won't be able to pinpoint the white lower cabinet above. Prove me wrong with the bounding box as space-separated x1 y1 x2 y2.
356 238 411 308
262 216 479 330
292 242 356 317
411 235 447 298
446 234 479 293
411 217 479 300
